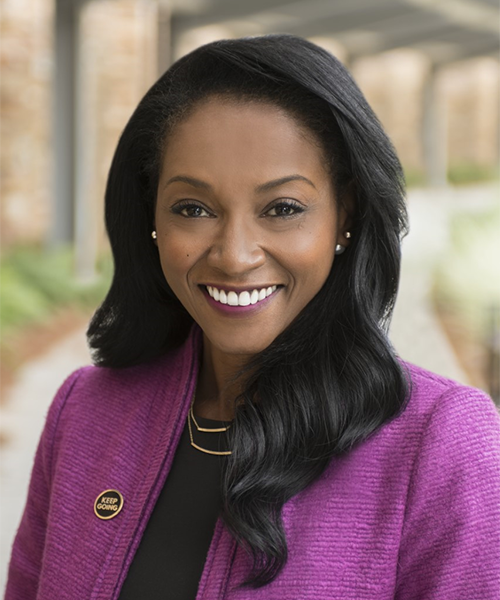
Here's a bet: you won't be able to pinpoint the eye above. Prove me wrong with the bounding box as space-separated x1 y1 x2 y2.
265 200 305 218
171 201 213 218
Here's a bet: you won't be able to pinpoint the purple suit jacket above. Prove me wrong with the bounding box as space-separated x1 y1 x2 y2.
6 326 500 599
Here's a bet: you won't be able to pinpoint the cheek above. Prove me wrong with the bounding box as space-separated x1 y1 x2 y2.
157 234 198 289
288 222 336 283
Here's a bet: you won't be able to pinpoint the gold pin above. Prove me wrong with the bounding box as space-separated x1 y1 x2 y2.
94 489 124 520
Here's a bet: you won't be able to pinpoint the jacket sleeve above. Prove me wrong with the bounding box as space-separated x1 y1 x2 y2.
4 369 84 600
395 385 500 600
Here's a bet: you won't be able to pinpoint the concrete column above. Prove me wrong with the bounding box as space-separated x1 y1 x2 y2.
73 0 97 282
495 55 500 178
422 64 448 187
157 0 172 76
50 0 79 246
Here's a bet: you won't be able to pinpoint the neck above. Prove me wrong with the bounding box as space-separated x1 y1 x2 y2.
193 335 251 421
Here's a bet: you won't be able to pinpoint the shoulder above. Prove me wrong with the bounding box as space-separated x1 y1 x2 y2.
395 362 500 502
340 361 500 492
394 365 500 596
407 364 500 474
71 343 193 395
38 334 199 477
48 332 199 436
358 361 500 459
400 361 500 437
66 330 198 403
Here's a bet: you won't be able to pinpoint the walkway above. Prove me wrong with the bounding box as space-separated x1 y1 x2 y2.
1 329 91 592
1 184 495 593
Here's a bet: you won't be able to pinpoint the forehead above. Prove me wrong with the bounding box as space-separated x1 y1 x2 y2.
159 98 330 185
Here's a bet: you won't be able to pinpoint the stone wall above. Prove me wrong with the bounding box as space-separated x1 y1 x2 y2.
352 49 429 172
1 0 54 247
353 51 499 174
442 58 499 167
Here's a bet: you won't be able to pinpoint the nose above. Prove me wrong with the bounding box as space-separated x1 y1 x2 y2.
206 216 266 277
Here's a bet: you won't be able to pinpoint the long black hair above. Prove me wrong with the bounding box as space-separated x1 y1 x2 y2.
88 34 410 588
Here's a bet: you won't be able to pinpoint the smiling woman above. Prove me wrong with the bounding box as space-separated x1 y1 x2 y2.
5 35 500 600
154 99 345 373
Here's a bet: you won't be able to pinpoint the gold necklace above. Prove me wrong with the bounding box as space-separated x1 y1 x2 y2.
187 399 232 456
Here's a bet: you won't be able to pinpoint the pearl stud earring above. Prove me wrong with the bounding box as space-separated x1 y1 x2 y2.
151 230 157 240
335 244 346 255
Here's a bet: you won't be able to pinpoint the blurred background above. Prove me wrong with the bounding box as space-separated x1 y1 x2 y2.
1 0 499 590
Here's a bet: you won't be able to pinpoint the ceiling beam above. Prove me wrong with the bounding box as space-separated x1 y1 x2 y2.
263 5 416 38
339 25 449 58
169 0 499 65
422 38 500 64
171 0 403 35
402 0 499 34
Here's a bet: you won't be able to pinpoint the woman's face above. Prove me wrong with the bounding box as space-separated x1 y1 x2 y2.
155 98 350 357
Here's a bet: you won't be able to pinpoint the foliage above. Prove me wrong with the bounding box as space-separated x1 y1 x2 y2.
447 163 499 186
403 167 426 188
404 163 499 188
432 201 500 335
0 245 112 337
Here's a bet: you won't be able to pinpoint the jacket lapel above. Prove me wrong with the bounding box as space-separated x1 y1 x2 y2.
89 326 202 599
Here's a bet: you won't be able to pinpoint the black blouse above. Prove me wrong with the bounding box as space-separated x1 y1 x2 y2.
118 412 232 599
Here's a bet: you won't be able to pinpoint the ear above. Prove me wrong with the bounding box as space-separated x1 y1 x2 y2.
337 180 356 247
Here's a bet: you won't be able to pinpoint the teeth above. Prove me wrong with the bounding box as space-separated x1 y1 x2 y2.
239 291 251 306
206 285 277 307
227 291 238 306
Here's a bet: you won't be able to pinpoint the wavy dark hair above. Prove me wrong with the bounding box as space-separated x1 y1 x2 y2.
88 34 410 589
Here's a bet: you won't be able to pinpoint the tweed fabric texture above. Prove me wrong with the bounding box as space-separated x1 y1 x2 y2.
5 327 500 599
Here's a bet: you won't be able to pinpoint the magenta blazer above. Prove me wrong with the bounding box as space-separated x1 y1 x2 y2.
6 326 500 599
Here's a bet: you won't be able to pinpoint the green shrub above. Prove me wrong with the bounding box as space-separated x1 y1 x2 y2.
404 163 499 188
447 163 499 186
433 203 500 334
404 167 426 188
0 264 51 329
0 245 112 337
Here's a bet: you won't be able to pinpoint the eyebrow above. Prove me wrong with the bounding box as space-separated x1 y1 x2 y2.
163 174 316 192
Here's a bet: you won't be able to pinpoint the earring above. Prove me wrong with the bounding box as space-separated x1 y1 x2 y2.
335 244 346 255
151 230 157 240
345 231 351 239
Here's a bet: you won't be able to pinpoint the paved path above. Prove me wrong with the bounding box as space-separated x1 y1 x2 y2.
1 185 494 593
391 183 497 378
0 330 91 592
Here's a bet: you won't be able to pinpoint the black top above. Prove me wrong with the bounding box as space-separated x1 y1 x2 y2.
118 411 232 600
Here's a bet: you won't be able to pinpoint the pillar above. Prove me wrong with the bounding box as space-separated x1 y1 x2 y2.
422 63 448 187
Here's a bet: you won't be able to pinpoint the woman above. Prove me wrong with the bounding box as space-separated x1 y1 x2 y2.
6 34 500 600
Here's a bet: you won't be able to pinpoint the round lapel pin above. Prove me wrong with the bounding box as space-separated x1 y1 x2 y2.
94 489 124 520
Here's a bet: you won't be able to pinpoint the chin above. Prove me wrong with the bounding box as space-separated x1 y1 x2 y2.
205 332 275 358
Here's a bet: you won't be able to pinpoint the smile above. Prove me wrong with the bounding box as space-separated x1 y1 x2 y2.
206 285 278 306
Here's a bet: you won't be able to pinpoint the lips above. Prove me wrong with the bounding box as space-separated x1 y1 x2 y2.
205 285 278 307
